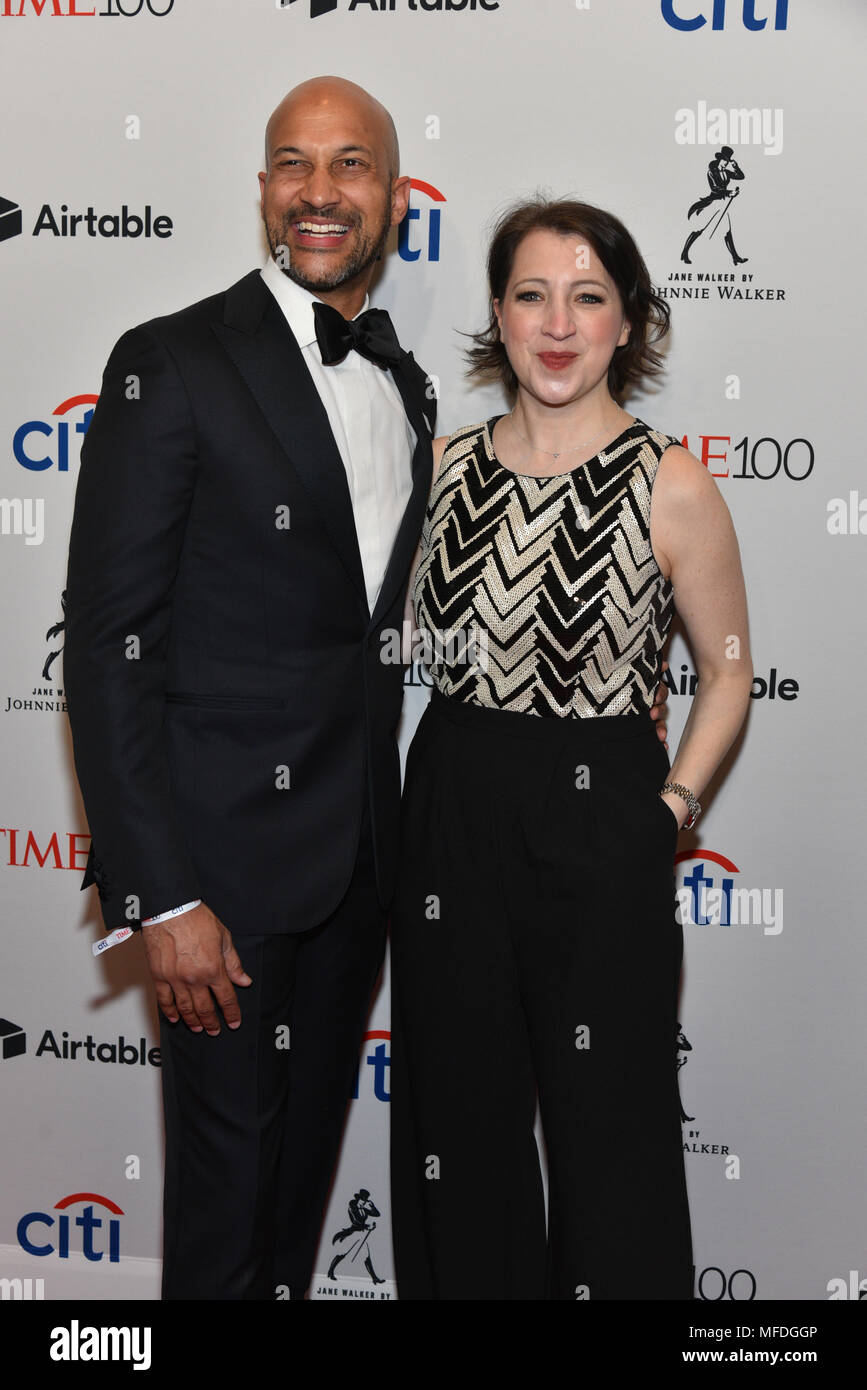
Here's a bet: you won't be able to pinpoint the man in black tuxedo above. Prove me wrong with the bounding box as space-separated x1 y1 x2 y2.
64 76 435 1300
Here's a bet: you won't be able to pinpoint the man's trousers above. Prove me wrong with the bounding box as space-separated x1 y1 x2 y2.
158 807 387 1300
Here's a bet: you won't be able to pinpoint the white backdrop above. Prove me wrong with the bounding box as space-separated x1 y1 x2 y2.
1 0 865 1303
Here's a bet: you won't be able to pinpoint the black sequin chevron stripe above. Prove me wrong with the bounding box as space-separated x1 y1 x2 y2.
413 416 679 717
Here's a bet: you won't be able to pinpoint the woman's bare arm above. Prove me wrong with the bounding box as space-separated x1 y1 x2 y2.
650 444 753 827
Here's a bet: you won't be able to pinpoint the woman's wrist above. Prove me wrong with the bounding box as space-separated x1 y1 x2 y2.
660 782 701 830
660 791 686 829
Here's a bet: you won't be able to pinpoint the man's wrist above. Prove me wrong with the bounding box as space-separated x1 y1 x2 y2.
141 899 202 927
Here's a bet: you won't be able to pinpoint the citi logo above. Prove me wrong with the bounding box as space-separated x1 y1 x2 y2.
352 1029 390 1102
14 392 96 473
662 0 788 30
398 179 445 263
18 1192 124 1262
674 852 783 936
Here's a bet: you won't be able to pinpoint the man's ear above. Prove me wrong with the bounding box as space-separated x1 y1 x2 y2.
390 175 411 226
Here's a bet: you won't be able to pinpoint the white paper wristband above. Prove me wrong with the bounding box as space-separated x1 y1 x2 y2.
141 899 202 927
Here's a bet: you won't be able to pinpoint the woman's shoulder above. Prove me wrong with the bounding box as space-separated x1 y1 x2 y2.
631 418 685 457
632 420 707 477
638 425 724 509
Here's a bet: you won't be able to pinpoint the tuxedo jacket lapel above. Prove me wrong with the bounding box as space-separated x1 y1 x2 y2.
212 270 434 633
368 350 434 633
212 272 368 611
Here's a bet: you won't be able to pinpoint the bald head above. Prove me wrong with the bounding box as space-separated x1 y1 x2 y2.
258 74 411 312
264 76 400 183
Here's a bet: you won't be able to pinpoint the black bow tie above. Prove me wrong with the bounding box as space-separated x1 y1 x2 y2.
313 300 404 370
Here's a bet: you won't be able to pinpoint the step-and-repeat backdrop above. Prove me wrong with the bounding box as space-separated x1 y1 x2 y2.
1 0 864 1303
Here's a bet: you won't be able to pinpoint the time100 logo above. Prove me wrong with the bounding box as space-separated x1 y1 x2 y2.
694 1265 756 1300
1 1 174 17
99 1 174 11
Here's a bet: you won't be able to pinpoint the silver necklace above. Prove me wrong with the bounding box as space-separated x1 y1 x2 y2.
509 410 614 461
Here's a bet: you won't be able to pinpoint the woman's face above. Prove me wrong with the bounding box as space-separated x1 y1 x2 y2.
493 228 630 411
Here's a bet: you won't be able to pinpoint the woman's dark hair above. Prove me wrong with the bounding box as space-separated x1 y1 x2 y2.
465 195 670 401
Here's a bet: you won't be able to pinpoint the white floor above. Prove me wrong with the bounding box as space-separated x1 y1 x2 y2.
0 1245 160 1300
0 1245 395 1301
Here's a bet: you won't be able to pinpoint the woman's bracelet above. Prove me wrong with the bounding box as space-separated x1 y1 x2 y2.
660 782 702 830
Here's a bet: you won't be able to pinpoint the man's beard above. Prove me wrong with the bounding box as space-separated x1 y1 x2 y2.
265 201 391 293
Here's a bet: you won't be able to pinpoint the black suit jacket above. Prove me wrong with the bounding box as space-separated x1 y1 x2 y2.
64 269 435 934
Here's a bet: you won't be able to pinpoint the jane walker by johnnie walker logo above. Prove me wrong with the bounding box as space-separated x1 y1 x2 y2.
655 110 788 304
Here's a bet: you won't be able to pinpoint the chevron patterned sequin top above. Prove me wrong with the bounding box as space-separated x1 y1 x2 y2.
413 415 679 717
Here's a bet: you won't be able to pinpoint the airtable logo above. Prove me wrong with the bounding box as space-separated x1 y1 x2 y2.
0 1017 26 1059
1 194 173 241
279 0 337 15
278 0 499 18
0 1009 161 1067
0 196 22 241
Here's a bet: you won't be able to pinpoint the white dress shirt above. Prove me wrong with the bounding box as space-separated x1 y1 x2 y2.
260 254 416 616
141 258 417 928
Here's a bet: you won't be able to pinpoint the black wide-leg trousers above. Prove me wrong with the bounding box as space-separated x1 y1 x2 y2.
390 690 693 1301
158 806 387 1300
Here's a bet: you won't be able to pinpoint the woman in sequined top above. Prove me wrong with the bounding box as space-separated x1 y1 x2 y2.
390 196 752 1301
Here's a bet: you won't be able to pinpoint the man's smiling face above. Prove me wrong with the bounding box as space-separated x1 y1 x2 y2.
259 79 409 306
